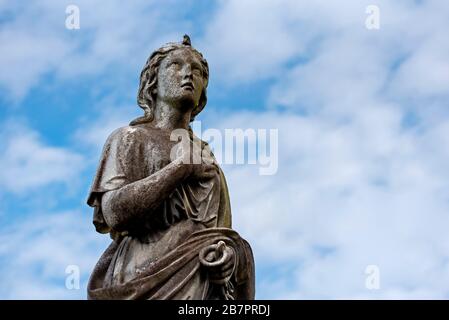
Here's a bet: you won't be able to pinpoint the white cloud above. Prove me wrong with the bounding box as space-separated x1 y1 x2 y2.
203 108 449 299
392 31 449 97
0 0 189 100
203 0 449 102
200 0 309 83
73 101 141 155
196 0 449 299
2 0 449 299
0 121 85 193
0 29 72 98
0 210 109 299
201 0 377 84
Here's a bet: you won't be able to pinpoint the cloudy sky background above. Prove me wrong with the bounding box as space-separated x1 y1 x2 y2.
1 0 449 299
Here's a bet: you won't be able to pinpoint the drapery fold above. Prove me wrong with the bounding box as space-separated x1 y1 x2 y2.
86 125 254 300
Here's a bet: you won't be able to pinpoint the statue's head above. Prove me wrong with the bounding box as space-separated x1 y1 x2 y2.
131 35 209 125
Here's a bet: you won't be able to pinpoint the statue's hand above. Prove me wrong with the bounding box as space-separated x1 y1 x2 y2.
190 162 217 180
199 241 236 285
173 134 218 180
208 247 235 284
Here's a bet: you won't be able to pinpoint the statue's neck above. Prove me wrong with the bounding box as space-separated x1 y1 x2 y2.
153 100 192 131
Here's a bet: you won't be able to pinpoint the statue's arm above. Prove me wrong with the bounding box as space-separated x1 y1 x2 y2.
101 158 191 232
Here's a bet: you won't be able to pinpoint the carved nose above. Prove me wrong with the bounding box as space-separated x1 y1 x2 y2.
182 65 193 80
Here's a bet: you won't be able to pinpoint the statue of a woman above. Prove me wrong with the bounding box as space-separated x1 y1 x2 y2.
86 35 255 300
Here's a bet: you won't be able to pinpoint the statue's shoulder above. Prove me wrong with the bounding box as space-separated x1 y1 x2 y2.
105 124 153 145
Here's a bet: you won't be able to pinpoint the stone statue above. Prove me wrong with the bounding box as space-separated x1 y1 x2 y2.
86 35 255 300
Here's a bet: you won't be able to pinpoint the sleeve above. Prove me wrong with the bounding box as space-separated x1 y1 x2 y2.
86 127 134 234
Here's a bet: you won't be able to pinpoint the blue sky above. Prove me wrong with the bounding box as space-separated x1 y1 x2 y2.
1 0 449 299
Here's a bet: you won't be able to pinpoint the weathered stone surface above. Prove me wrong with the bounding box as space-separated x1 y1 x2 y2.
86 35 255 300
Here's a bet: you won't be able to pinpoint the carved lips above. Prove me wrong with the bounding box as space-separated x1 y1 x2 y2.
181 81 194 91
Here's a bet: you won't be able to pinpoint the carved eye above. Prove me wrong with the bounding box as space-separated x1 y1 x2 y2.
192 66 202 76
169 61 180 68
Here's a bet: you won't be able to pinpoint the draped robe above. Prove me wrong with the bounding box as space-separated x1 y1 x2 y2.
86 124 255 299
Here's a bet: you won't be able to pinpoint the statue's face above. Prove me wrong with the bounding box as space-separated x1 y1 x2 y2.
156 48 206 111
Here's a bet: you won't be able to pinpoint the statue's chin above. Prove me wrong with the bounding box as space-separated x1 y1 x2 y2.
174 94 197 112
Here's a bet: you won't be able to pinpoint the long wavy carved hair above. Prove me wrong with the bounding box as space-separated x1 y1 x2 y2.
130 36 209 126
